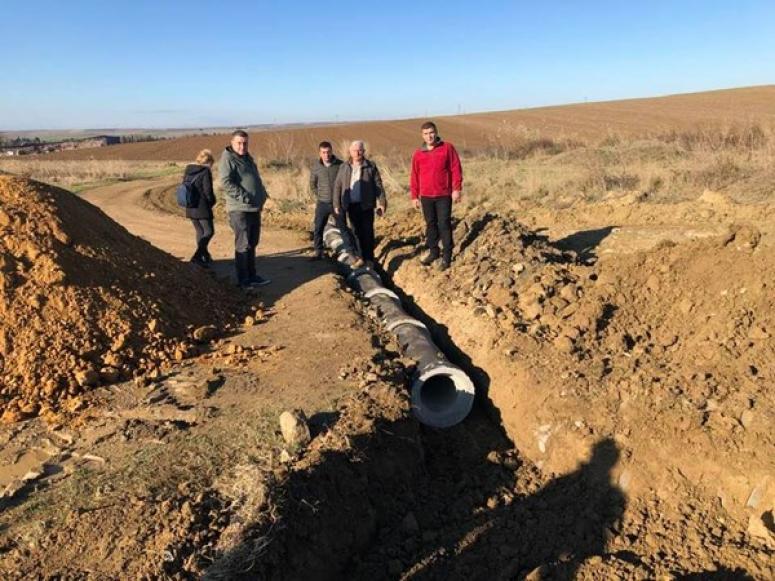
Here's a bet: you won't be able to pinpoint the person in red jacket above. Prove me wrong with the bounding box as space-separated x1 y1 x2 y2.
410 121 463 271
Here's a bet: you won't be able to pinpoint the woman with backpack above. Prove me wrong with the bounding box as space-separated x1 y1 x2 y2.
183 149 217 267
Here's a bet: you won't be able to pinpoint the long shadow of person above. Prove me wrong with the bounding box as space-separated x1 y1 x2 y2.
412 438 627 580
553 226 617 262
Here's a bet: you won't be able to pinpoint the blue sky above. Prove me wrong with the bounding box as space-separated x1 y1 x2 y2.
2 1 774 130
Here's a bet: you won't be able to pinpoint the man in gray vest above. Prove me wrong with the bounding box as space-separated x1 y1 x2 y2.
309 141 343 260
218 129 271 288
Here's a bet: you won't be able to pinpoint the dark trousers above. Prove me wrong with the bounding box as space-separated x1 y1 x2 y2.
421 196 453 261
228 211 261 284
313 201 334 252
190 218 214 261
342 203 375 261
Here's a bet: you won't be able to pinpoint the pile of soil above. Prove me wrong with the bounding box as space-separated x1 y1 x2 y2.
380 211 772 453
376 210 774 569
0 175 238 422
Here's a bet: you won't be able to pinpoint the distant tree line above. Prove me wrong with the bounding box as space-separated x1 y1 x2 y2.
0 135 43 147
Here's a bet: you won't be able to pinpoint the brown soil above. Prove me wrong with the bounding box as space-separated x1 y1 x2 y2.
0 175 240 424
136 178 774 577
47 86 775 162
0 173 772 579
0 177 388 578
371 201 774 577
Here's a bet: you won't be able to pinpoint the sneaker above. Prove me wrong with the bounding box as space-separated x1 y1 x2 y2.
437 258 451 272
420 252 440 266
249 275 272 287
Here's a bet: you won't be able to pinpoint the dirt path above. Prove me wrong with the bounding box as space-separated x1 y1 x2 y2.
80 177 302 285
0 178 387 577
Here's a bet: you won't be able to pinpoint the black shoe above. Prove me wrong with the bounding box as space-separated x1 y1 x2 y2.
437 258 451 272
190 255 209 268
202 251 213 264
249 275 272 287
420 252 440 266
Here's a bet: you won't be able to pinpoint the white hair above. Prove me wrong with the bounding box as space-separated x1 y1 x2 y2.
349 140 365 151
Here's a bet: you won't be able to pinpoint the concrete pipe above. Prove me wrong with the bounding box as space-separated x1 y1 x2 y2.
323 222 475 428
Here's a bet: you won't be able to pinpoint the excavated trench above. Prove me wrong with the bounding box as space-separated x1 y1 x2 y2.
205 222 773 580
211 294 693 577
205 281 616 580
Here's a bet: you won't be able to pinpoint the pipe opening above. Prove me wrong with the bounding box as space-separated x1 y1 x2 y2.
412 366 475 428
420 374 458 413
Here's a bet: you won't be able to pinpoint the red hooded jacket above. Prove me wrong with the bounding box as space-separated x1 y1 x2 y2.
410 140 463 200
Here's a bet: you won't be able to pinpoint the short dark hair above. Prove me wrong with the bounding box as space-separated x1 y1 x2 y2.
231 129 248 139
318 141 332 150
421 121 437 132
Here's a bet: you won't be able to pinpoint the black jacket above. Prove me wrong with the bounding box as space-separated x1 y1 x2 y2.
309 156 342 203
333 159 387 212
183 164 216 219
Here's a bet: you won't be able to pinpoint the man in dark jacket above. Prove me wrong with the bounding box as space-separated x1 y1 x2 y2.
218 129 271 288
333 140 387 265
184 149 217 267
410 121 463 271
309 141 342 260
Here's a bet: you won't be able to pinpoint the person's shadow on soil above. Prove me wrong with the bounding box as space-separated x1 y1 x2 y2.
207 248 333 308
553 226 617 262
205 408 627 581
411 438 626 580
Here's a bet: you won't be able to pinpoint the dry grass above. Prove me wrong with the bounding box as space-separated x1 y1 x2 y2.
5 121 773 219
0 159 180 191
232 121 775 220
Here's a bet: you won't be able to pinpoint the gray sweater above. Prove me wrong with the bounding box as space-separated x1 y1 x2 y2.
309 156 343 203
218 146 268 213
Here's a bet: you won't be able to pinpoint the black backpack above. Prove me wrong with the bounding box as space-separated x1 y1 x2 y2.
176 173 200 208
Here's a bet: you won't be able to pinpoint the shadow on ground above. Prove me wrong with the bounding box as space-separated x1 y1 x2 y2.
553 226 617 261
205 396 629 581
205 247 332 308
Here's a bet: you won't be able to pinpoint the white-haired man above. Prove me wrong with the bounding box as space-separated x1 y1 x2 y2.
332 140 387 265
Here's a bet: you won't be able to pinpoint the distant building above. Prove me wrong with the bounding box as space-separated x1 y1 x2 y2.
84 135 121 147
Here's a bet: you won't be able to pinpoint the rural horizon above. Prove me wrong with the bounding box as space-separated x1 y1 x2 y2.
4 82 772 134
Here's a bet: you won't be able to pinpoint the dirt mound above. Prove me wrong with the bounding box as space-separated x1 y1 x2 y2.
0 175 238 422
380 212 773 473
376 210 774 575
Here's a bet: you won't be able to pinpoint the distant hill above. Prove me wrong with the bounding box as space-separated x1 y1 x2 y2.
48 85 775 162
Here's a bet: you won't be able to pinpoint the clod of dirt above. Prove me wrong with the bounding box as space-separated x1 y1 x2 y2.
279 409 311 448
193 325 218 343
0 176 239 421
720 223 762 251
